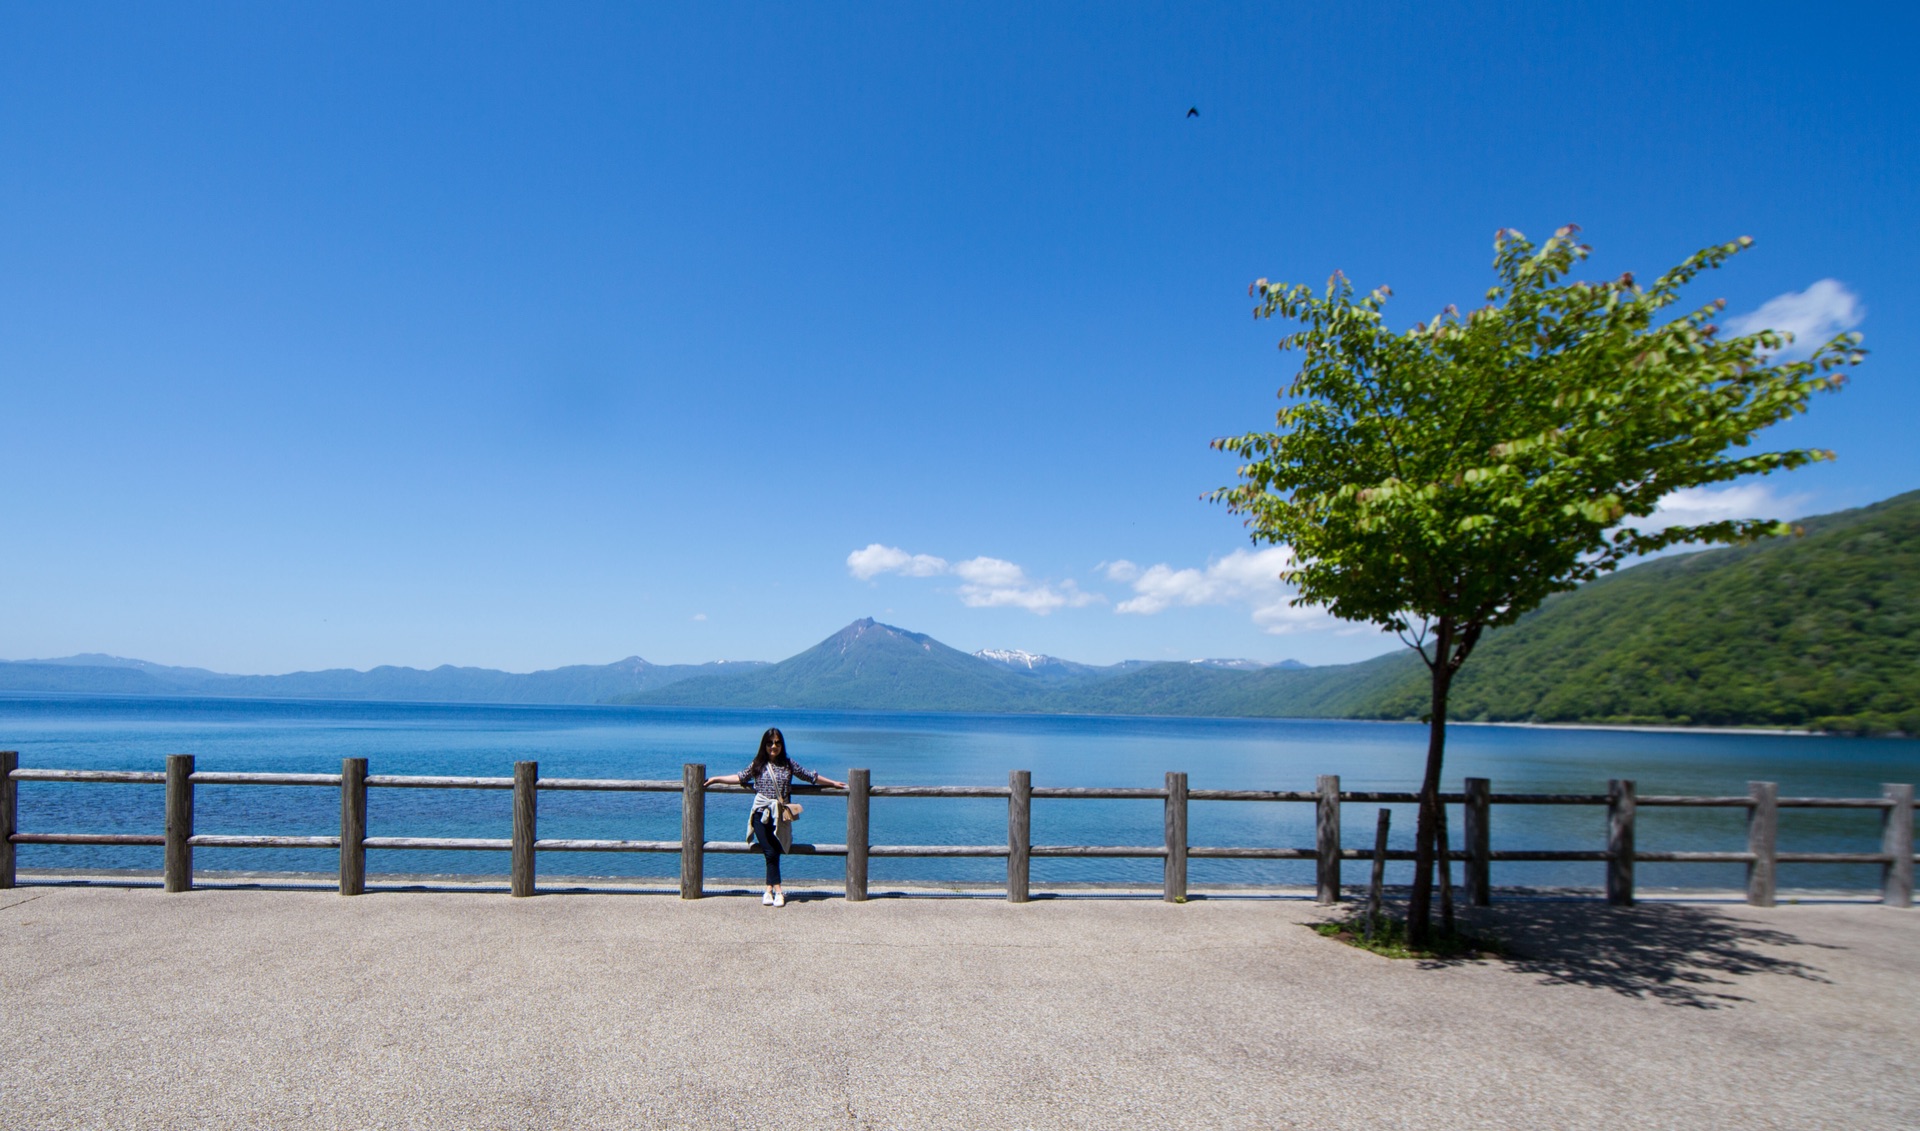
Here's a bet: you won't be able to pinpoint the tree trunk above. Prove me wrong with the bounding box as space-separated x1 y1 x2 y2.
1407 616 1454 947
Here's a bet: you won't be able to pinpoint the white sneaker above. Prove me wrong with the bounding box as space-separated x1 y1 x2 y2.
761 890 774 906
772 891 786 907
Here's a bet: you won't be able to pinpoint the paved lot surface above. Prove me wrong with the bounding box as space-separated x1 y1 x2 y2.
2 881 1916 1130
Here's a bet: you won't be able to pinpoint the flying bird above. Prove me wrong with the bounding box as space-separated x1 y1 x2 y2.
1186 107 1199 117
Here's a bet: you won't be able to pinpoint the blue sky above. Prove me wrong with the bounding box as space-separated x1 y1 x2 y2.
1 3 1913 674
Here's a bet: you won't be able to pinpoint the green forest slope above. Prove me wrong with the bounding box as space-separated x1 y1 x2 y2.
1349 490 1920 733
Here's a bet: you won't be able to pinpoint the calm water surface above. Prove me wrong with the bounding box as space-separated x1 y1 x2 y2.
6 695 1916 890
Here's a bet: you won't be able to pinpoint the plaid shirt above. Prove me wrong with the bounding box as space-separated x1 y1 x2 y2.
741 760 817 802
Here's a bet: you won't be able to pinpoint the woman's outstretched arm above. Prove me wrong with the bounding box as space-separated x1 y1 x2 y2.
703 772 743 788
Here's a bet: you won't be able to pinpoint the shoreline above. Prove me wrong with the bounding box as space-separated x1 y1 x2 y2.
1453 719 1819 737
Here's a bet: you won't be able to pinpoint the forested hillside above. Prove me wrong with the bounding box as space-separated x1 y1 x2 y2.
1348 491 1920 733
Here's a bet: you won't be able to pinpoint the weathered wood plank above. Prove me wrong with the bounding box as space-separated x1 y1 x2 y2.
189 835 340 848
533 839 681 852
869 845 1008 858
1315 774 1340 904
846 768 870 902
365 775 514 789
511 761 537 897
681 763 705 900
190 772 341 787
164 754 194 893
1031 845 1170 857
339 758 368 896
1186 847 1318 859
534 778 681 792
1463 777 1490 907
0 751 15 888
9 833 166 846
1746 780 1777 907
1007 770 1030 903
361 836 512 850
1883 783 1914 908
869 786 1010 798
1164 771 1187 903
9 768 166 784
1607 779 1635 907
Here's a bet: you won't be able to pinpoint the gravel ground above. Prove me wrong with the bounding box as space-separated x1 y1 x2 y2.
1 880 1915 1130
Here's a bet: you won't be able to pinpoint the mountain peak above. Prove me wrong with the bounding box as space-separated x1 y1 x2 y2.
829 617 933 654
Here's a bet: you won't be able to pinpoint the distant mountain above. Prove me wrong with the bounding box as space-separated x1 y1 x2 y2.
1042 651 1418 718
0 653 767 705
24 654 231 682
634 619 1051 712
623 618 1399 717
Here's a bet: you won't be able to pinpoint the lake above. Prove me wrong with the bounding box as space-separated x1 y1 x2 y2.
5 694 1916 891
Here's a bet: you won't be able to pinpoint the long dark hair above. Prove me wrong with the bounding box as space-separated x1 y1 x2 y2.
746 727 789 778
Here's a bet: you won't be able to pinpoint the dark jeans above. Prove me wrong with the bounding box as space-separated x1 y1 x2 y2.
751 810 783 886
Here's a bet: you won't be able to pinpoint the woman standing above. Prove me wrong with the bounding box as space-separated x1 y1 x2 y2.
704 727 846 907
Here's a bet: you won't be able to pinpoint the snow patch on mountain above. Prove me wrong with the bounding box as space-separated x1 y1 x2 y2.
975 648 1058 670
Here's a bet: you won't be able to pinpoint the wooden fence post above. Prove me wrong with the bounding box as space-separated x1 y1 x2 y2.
1607 778 1635 907
681 763 705 899
511 761 537 897
164 754 194 893
1164 771 1187 903
846 768 870 902
1746 780 1777 908
339 757 368 896
1008 770 1030 903
1315 774 1341 904
1 751 16 890
1365 808 1391 941
1463 777 1490 907
1883 783 1914 908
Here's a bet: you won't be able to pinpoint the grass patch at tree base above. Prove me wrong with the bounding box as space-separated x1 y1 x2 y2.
1313 912 1504 960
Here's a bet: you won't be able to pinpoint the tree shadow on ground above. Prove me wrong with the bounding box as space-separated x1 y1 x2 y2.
1465 902 1839 1008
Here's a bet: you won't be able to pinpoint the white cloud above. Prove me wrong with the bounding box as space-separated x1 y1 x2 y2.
953 557 1101 614
952 556 1027 588
1115 547 1291 614
1640 483 1813 528
844 546 1100 615
1114 547 1338 635
846 543 949 580
1724 279 1863 359
1100 559 1141 582
690 613 707 622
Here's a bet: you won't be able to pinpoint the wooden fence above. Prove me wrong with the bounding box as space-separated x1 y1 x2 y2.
2 751 1913 907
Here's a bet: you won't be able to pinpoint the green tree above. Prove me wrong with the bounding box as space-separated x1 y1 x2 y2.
1213 227 1863 942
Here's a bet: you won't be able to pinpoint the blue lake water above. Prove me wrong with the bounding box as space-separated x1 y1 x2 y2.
5 694 1917 891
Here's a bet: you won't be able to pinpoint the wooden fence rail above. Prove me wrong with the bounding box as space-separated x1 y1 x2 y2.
2 751 1914 908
